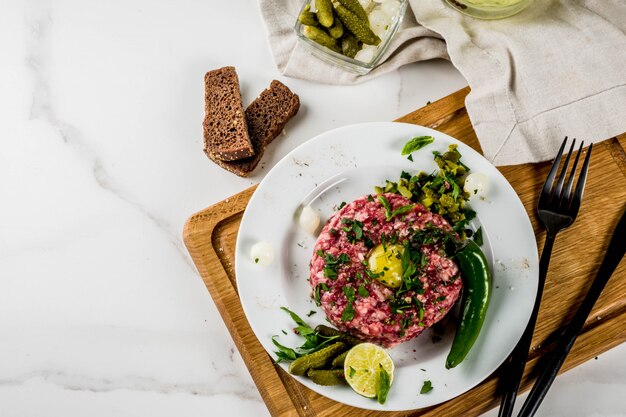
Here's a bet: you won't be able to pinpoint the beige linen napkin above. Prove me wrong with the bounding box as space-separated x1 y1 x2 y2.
259 0 626 165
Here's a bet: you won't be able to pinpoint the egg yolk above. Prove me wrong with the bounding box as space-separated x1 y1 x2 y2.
367 243 404 288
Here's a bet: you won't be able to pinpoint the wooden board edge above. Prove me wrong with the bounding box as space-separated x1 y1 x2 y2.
395 87 469 127
182 187 302 417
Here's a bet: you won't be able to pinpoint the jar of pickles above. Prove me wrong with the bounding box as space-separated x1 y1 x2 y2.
294 0 409 74
444 0 533 19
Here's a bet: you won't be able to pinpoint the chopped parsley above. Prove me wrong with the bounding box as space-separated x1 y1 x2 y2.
314 283 329 306
420 380 433 394
349 366 356 378
254 258 259 264
341 218 364 243
474 226 483 246
319 251 350 280
358 285 370 298
341 303 355 321
272 307 340 362
306 310 317 317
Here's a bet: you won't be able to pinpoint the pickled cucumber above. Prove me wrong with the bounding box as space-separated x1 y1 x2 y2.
316 0 334 28
303 26 341 53
331 351 349 368
307 369 346 386
314 325 363 346
328 14 344 39
335 4 381 46
287 342 346 376
299 5 319 26
337 0 368 22
341 33 360 58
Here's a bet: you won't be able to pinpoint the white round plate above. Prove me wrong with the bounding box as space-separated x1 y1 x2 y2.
235 122 538 411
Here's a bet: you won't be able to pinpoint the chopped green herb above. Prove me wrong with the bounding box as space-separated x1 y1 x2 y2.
272 336 298 362
281 329 288 335
407 154 414 161
306 310 317 317
378 194 392 215
349 366 356 378
343 286 356 302
341 303 355 321
389 204 415 220
474 226 483 246
273 307 340 362
254 258 259 264
401 136 435 155
420 380 433 394
358 285 370 297
377 364 391 404
338 201 347 210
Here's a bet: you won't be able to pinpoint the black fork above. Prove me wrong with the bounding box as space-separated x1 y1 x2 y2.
498 137 593 417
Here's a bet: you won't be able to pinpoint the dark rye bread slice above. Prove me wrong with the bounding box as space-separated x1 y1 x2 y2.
208 80 300 177
203 66 254 161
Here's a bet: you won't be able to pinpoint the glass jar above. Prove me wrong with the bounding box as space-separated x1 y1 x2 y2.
294 0 409 75
444 0 533 19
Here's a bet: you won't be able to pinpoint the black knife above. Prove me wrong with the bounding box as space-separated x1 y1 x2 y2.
517 208 626 417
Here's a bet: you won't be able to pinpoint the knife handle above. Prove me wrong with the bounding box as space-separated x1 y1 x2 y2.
517 209 626 417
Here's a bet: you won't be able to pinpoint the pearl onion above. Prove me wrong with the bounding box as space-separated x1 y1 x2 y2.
299 205 320 235
250 241 275 267
464 172 490 196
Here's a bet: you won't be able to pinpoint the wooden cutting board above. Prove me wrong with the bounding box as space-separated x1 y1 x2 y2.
183 87 626 417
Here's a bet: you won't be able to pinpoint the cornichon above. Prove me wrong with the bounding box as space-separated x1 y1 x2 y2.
315 324 362 346
307 369 346 386
331 350 349 368
445 240 492 369
335 4 381 46
328 14 344 39
341 33 360 58
303 26 341 53
315 0 334 27
299 5 319 26
337 0 369 21
288 342 346 375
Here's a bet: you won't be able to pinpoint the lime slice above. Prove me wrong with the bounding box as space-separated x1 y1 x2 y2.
343 343 394 398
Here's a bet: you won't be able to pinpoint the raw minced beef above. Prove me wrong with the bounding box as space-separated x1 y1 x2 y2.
309 193 462 348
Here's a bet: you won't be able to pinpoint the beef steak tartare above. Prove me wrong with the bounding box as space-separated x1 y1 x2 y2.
309 193 462 348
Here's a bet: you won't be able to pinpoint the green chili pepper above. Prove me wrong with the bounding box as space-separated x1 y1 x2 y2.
445 240 492 369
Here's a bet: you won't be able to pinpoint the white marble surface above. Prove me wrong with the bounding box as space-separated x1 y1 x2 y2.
0 1 624 416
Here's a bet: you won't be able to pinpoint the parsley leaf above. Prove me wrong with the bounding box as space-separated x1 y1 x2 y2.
341 303 355 321
420 380 433 394
349 366 356 378
343 286 355 302
272 336 298 362
474 226 483 246
401 136 435 155
306 310 317 317
377 365 391 404
358 285 370 297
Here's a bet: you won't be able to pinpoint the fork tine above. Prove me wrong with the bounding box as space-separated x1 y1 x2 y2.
553 138 576 201
562 141 584 204
571 143 593 209
539 137 568 205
